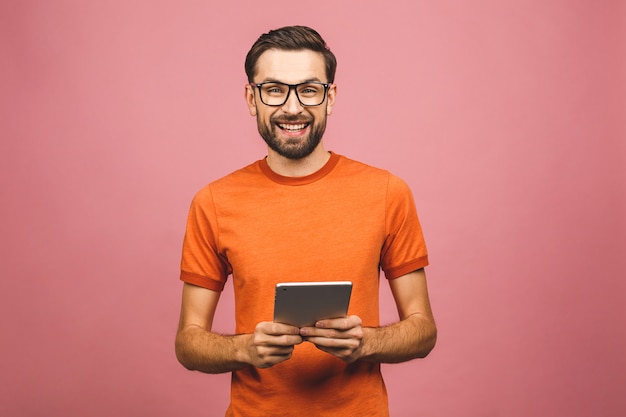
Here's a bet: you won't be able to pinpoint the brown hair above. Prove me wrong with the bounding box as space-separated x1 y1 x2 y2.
245 26 337 83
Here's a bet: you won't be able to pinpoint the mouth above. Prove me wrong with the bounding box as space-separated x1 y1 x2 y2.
276 122 310 133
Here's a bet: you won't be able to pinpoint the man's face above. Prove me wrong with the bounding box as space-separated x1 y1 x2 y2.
245 49 336 160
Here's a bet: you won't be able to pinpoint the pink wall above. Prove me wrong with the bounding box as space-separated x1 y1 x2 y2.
1 1 624 416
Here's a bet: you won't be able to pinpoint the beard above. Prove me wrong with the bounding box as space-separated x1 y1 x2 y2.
257 113 327 160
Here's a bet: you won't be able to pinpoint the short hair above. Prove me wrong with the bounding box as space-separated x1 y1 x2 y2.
245 26 337 83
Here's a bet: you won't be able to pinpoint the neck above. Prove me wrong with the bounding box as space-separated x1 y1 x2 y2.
266 145 330 177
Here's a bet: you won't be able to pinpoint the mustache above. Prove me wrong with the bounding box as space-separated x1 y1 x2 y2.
271 114 313 124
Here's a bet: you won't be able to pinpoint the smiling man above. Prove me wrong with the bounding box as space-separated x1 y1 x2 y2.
175 26 436 417
248 49 332 161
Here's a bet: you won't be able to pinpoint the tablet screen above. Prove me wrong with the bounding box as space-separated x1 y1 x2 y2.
273 281 352 327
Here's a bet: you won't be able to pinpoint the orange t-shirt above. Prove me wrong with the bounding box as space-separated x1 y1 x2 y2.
180 152 428 417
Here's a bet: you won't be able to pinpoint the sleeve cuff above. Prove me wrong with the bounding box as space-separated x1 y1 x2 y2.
180 270 226 292
384 256 429 280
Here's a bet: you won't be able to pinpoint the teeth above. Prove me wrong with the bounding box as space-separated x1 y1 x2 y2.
279 123 307 131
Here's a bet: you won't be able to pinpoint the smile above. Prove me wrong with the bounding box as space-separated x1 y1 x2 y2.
277 123 309 132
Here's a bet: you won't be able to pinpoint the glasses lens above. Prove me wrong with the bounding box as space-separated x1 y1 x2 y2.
259 82 326 106
296 83 326 105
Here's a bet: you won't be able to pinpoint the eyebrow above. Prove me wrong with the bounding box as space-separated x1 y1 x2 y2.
258 77 324 84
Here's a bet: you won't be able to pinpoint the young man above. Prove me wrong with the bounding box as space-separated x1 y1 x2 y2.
176 26 436 416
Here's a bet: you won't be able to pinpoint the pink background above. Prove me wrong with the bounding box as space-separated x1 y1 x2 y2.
1 1 624 416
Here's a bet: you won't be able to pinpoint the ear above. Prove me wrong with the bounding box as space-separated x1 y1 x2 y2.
326 83 337 115
245 84 257 116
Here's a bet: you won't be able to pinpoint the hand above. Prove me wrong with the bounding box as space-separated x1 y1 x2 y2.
300 315 364 363
246 322 303 369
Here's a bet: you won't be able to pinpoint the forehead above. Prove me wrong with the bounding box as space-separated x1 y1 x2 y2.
254 49 327 83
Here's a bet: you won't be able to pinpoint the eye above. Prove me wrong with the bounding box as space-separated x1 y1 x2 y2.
262 84 286 96
298 84 322 96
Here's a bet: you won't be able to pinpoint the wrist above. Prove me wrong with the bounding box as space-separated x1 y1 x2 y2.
233 333 254 366
358 327 375 361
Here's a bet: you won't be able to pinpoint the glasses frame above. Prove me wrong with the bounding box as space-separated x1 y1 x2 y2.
250 81 331 107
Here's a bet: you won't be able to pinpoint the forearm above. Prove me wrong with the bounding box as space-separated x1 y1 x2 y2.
360 313 437 363
175 325 251 374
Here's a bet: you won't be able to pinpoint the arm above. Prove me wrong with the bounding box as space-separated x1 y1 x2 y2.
175 283 303 373
300 268 436 363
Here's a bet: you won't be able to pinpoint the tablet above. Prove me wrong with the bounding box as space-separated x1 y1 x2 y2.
273 281 353 327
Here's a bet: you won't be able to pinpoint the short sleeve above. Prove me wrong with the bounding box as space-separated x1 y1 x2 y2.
380 174 429 279
179 186 231 291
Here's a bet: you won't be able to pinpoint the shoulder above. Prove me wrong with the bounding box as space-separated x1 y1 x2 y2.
334 155 390 183
336 155 411 194
192 160 264 202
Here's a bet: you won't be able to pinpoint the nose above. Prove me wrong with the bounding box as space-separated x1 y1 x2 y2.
281 86 303 114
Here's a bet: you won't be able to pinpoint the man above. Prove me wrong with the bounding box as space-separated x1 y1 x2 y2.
176 26 436 416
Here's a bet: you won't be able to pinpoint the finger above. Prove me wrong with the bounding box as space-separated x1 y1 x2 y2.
306 335 360 349
301 326 362 340
256 333 303 347
257 321 301 336
254 347 295 368
300 327 345 339
315 315 361 330
258 344 296 357
271 334 303 346
304 339 359 363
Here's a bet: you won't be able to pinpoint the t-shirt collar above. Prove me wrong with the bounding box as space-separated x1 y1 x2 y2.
259 151 341 186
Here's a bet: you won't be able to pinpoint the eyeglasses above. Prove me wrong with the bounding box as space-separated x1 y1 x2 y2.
250 81 331 107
